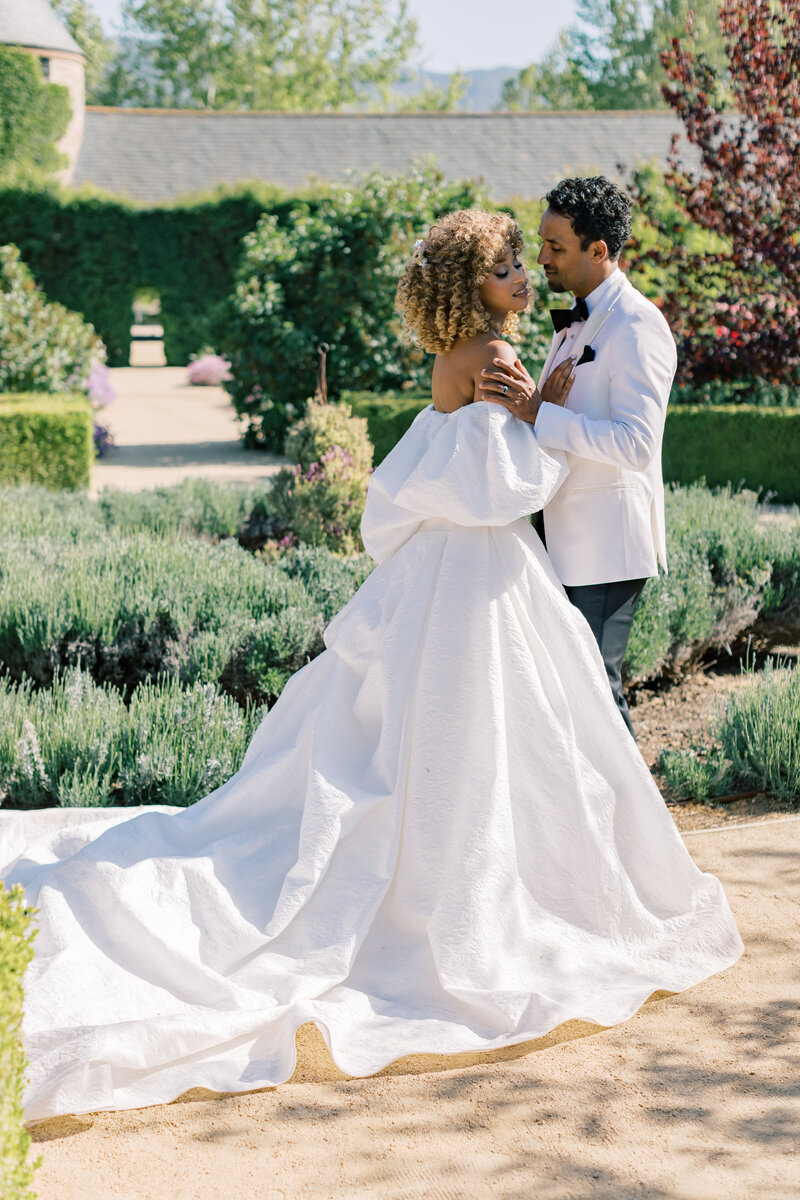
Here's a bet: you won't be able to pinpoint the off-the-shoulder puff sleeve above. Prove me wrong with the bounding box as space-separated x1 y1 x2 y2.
361 402 568 563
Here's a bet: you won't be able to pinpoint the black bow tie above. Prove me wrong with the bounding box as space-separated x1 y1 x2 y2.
550 297 589 333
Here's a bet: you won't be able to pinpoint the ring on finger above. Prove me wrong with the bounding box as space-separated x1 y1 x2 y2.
501 384 508 396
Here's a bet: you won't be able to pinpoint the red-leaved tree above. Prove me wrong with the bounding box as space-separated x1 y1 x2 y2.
627 0 800 389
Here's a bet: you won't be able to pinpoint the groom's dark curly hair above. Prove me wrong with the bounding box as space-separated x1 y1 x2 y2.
545 177 632 261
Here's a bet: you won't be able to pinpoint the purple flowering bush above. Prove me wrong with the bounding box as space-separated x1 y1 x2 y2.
86 361 116 457
269 446 368 555
187 353 232 386
267 399 374 554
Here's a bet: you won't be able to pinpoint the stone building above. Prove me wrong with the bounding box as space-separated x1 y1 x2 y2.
0 0 86 179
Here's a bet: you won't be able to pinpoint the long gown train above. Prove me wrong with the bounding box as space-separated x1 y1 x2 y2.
1 402 743 1121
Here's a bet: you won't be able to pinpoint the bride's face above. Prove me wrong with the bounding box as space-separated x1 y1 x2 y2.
479 247 529 318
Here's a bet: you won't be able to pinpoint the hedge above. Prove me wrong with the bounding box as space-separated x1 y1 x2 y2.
345 393 800 503
0 184 293 366
662 406 800 503
0 394 94 489
0 884 38 1199
343 390 429 463
0 189 138 366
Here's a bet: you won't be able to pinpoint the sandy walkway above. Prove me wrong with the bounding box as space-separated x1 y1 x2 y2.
27 815 800 1200
91 363 284 495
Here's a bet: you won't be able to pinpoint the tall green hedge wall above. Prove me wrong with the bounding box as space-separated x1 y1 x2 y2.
0 185 293 366
346 393 800 503
662 406 800 504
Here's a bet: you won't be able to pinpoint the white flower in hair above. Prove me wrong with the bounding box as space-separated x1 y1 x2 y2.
413 238 428 267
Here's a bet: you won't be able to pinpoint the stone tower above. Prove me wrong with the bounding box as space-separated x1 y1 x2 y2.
0 0 86 181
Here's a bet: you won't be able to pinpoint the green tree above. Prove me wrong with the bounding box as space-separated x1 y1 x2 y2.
498 0 729 111
0 48 71 184
499 31 593 110
101 0 421 111
50 0 116 102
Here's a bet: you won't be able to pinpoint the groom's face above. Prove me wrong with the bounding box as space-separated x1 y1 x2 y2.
537 208 602 299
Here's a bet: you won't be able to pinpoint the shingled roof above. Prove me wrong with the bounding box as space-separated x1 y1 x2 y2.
0 0 82 56
74 109 701 204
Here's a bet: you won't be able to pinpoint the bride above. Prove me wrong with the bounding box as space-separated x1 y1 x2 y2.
2 209 742 1123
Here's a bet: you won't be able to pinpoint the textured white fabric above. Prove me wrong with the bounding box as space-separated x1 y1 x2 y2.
2 402 742 1122
535 271 675 586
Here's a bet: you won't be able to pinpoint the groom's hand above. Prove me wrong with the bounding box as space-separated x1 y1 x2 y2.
478 357 542 424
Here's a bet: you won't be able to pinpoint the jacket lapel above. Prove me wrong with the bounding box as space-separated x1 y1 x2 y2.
537 330 567 389
538 272 628 387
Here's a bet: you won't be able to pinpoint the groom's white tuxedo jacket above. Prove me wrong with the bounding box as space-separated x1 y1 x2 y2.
534 269 677 588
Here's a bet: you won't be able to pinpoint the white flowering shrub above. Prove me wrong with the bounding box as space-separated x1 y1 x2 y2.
0 245 105 395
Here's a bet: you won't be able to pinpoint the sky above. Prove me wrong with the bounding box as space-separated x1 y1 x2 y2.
89 0 579 73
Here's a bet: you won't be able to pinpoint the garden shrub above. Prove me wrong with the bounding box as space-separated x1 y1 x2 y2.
0 189 139 366
0 485 101 542
0 395 94 490
625 484 800 682
97 477 273 541
0 885 38 1199
671 378 800 408
222 167 484 450
0 531 363 707
660 659 800 805
662 406 800 503
118 676 264 807
0 244 105 394
269 447 369 555
270 399 375 553
0 669 264 809
136 184 290 365
278 544 374 621
0 183 286 367
186 353 231 386
284 399 373 476
0 478 794 722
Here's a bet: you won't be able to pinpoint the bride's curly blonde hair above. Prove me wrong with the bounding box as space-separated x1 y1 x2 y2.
395 209 525 354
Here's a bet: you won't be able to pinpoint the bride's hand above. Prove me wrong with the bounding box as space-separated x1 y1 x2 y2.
478 357 542 424
540 358 576 408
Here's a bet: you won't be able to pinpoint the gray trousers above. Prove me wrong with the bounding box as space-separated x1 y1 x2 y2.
563 578 647 738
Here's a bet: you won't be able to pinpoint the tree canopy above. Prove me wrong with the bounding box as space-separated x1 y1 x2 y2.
627 0 800 384
498 0 729 111
97 0 429 112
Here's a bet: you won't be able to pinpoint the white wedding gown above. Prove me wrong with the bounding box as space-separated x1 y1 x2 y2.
1 403 743 1122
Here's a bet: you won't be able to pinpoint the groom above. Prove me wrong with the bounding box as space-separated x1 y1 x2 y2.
480 176 677 737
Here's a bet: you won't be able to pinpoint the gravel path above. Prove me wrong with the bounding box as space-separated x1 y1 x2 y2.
91 364 284 495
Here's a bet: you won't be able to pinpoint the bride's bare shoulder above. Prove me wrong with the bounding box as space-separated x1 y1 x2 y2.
432 334 516 413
